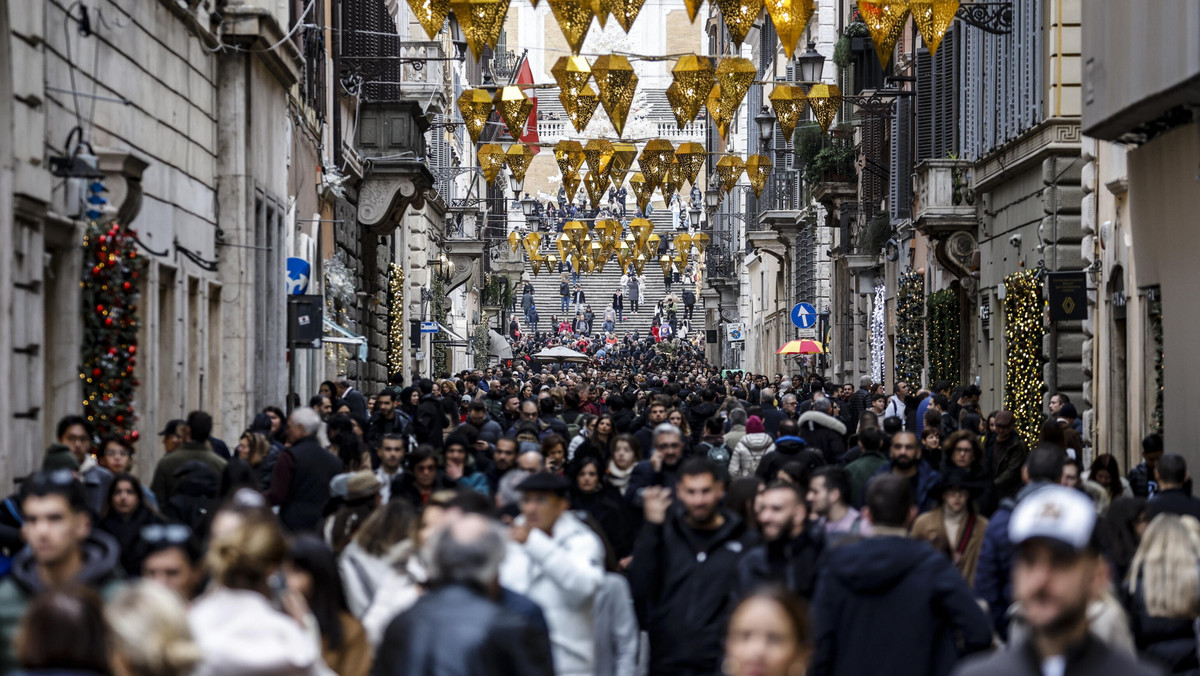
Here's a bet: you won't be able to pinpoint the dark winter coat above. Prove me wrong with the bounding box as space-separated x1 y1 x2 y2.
759 404 786 437
848 387 871 433
809 536 992 676
623 457 682 507
1123 576 1199 674
953 635 1164 676
415 394 447 449
628 506 757 676
736 527 824 599
1128 462 1155 498
1145 488 1200 522
986 433 1029 501
973 482 1051 636
686 402 717 444
271 435 344 533
755 436 823 483
798 411 848 465
871 460 943 514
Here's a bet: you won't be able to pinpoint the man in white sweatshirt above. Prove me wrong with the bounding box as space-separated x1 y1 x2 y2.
501 472 605 676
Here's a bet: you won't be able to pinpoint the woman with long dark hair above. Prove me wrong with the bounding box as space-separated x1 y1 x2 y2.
724 586 812 676
285 535 370 676
569 457 636 560
98 473 162 576
940 430 996 516
1085 453 1133 501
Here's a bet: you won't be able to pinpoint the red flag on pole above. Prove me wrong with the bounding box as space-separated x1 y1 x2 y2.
514 58 540 153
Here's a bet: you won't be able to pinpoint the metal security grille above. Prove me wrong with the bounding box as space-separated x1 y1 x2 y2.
336 0 404 102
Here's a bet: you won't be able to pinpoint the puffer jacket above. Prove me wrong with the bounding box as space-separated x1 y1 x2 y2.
798 410 848 465
731 433 776 478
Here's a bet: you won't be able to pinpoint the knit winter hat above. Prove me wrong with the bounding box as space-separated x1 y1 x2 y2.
746 415 765 434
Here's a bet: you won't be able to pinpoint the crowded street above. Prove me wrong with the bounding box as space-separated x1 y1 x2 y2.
0 0 1196 675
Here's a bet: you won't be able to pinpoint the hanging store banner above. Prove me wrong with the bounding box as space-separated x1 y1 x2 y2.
1046 271 1088 322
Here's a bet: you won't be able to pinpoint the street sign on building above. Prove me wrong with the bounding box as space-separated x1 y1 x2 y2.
726 323 745 342
791 302 817 329
1047 272 1088 321
420 321 439 334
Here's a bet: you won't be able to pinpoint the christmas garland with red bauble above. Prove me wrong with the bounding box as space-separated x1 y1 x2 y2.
80 221 146 443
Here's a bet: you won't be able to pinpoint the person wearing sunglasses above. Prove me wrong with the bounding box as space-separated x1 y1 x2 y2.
140 523 203 601
0 470 123 673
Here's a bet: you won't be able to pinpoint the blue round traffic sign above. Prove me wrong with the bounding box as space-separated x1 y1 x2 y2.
791 302 817 329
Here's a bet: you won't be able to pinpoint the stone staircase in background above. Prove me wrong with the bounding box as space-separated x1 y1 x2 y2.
518 208 698 338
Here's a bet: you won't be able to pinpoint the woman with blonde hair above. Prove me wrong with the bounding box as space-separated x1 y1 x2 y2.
1124 513 1200 673
106 581 202 676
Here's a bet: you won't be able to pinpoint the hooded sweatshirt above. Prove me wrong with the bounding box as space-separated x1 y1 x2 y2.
730 416 775 478
810 535 992 676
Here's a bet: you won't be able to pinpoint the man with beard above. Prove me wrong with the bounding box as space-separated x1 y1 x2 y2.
629 458 755 676
736 481 823 599
461 399 503 453
487 436 520 494
625 423 686 505
810 475 991 676
953 486 1159 676
632 397 671 454
414 379 446 450
367 389 413 457
871 430 942 514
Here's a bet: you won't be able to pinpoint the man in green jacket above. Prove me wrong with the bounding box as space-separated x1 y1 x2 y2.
0 471 123 673
149 410 227 506
845 427 889 508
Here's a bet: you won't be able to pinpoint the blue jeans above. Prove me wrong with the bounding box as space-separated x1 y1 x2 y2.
561 296 569 312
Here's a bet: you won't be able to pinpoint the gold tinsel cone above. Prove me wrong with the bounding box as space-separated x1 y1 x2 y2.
610 0 647 31
669 55 716 127
584 139 615 177
546 0 594 55
858 0 910 68
562 173 582 202
493 86 533 140
457 88 494 145
504 144 535 184
675 142 706 186
638 139 676 190
608 142 638 186
764 0 814 59
591 55 638 137
909 0 959 56
714 0 763 47
706 84 731 140
447 0 510 58
769 84 808 138
716 57 756 117
806 83 843 132
554 140 586 176
629 172 654 213
407 0 451 39
477 144 506 184
745 154 773 198
561 85 600 133
715 155 745 194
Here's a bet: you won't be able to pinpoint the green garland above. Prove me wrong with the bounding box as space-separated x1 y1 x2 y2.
1003 270 1046 446
387 264 405 379
431 272 448 376
926 289 960 384
1149 290 1163 433
81 221 147 442
894 272 925 387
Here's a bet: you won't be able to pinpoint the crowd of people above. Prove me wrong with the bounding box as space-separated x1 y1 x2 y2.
0 361 1186 676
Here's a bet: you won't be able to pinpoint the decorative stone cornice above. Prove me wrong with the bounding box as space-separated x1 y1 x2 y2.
94 148 149 227
218 5 302 87
974 118 1082 193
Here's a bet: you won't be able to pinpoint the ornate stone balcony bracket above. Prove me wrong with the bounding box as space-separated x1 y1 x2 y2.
356 101 435 235
913 158 977 239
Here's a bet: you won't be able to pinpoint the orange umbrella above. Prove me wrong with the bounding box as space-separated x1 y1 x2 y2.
777 339 824 355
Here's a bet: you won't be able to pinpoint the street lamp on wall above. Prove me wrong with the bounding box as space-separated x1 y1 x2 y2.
795 41 826 84
688 203 702 229
754 105 777 151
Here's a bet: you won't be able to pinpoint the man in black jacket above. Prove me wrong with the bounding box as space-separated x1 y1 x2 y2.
736 481 823 599
335 377 369 420
414 379 447 450
953 486 1160 676
267 407 343 533
373 513 554 676
367 390 413 454
1146 453 1200 520
798 399 848 465
848 376 872 434
629 458 756 676
811 474 991 676
758 388 786 436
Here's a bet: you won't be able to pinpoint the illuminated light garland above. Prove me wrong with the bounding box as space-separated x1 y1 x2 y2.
474 322 490 370
1149 293 1163 433
81 219 146 443
894 271 925 387
431 272 448 376
926 288 960 384
1003 269 1046 446
871 283 886 385
387 264 405 378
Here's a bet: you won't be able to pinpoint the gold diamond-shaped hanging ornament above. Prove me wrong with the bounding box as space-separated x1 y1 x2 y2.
682 0 703 22
493 86 534 140
858 0 910 68
477 144 507 184
665 83 692 130
645 233 661 257
909 0 960 56
448 0 510 58
675 142 706 186
407 0 452 39
706 84 731 140
659 158 683 201
610 0 647 31
714 0 763 47
457 88 494 145
508 230 520 253
630 218 654 246
632 252 648 276
552 56 593 98
591 55 638 137
584 139 615 178
745 154 773 198
806 83 843 132
608 142 638 186
556 234 571 261
715 155 745 194
669 55 716 127
564 221 588 245
562 173 582 202
769 84 808 138
504 144 535 184
629 173 654 213
716 57 756 117
692 232 710 256
562 86 600 132
639 139 676 190
764 0 814 59
547 0 594 55
583 171 610 208
590 0 611 27
554 140 586 177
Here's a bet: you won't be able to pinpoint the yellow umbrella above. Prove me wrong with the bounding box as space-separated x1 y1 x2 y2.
776 339 824 355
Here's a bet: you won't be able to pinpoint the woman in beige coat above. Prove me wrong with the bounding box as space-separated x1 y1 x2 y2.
910 469 988 586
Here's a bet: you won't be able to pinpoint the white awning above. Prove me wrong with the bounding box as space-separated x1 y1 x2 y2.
323 318 368 362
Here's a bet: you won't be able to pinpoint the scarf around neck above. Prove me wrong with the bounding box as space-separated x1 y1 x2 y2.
606 460 634 489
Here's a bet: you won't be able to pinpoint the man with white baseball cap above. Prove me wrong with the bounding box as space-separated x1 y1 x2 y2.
953 485 1162 676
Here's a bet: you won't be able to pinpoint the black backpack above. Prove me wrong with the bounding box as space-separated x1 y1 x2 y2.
164 461 221 534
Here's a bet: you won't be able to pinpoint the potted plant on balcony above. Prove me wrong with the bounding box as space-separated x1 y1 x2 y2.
805 136 856 186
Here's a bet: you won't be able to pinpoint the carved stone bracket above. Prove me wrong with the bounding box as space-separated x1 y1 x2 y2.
357 161 435 235
94 148 149 226
935 231 979 290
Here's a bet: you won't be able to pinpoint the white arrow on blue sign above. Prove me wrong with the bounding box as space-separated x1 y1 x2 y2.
791 302 817 329
420 321 439 334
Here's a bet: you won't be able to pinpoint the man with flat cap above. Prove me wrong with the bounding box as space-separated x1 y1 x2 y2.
500 471 605 676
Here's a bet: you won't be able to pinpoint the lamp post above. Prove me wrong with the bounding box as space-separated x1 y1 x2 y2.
688 203 702 229
796 41 826 84
507 169 524 199
754 105 777 152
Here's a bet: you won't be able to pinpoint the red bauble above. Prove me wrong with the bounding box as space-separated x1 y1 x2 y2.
115 415 124 423
92 367 102 376
128 345 137 355
93 265 102 274
95 304 104 314
130 430 140 441
129 251 137 259
127 358 136 367
104 317 113 326
108 348 116 356
122 282 131 291
131 271 139 279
